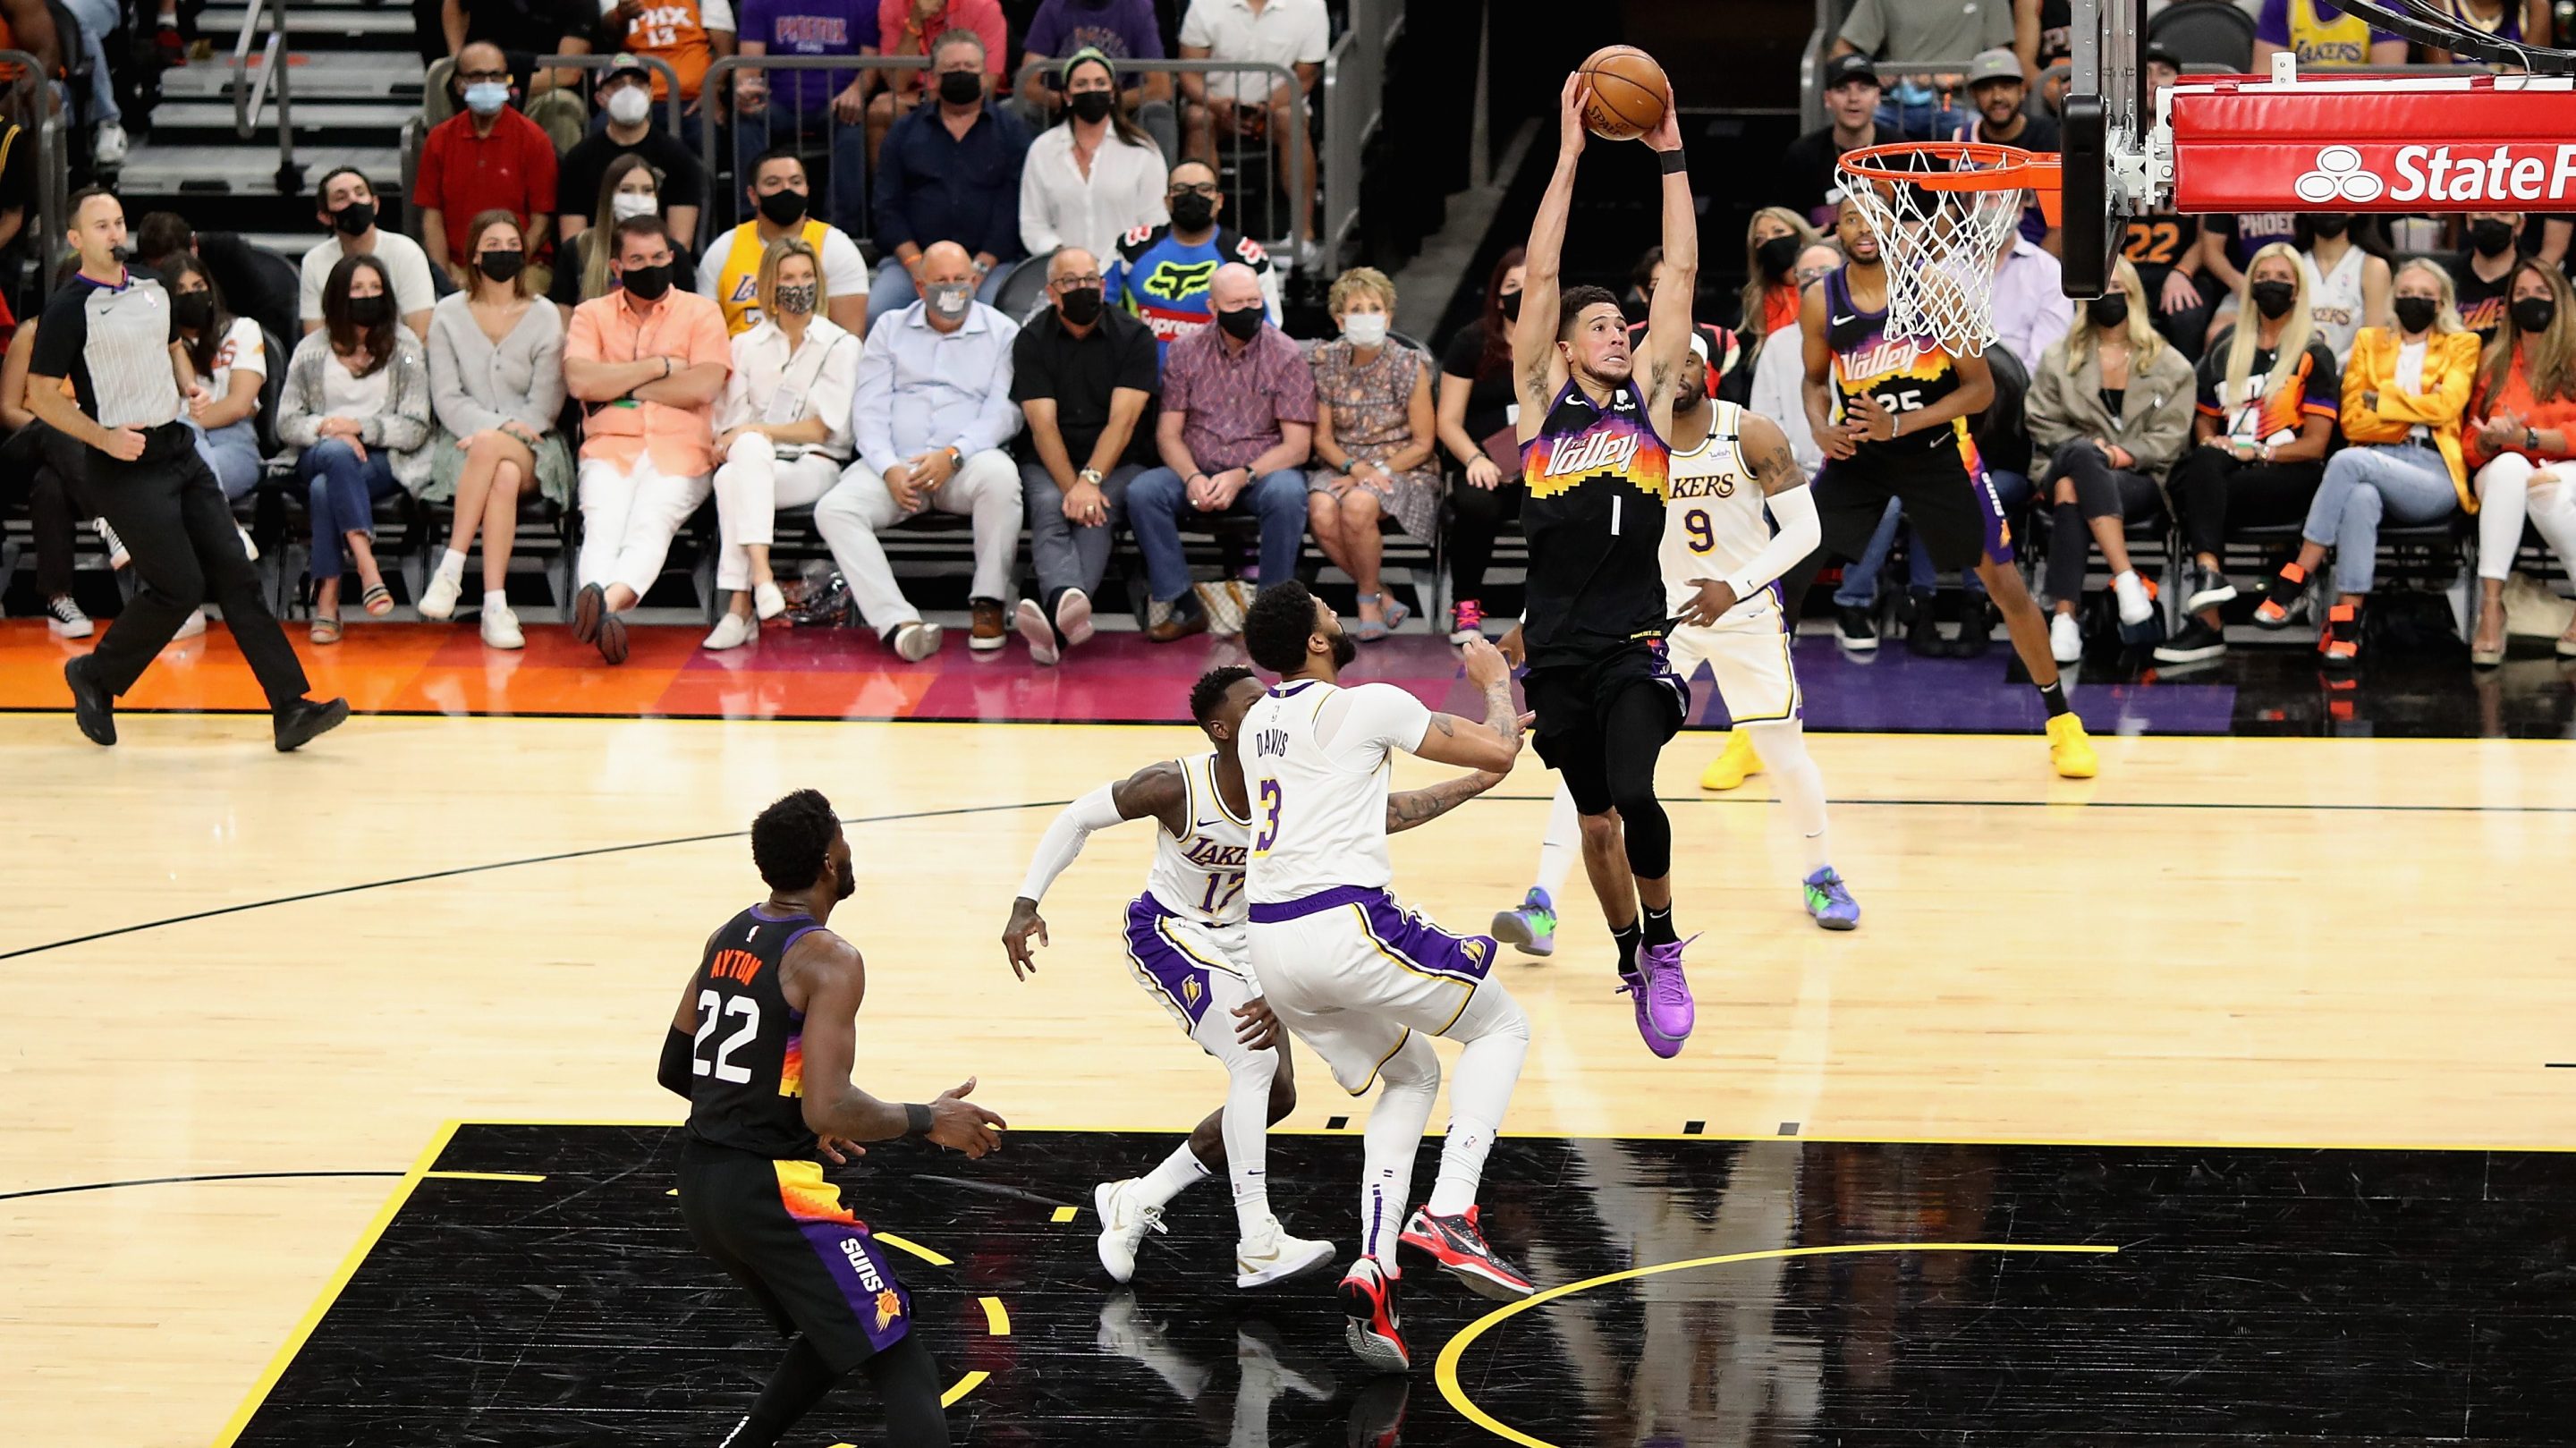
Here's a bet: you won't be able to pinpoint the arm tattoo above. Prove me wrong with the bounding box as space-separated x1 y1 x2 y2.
1426 714 1457 738
1386 773 1490 831
1483 682 1520 747
1752 439 1803 495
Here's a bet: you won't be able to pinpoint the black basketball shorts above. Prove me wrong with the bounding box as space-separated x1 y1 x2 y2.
1813 450 2017 574
1523 641 1691 815
675 1139 917 1373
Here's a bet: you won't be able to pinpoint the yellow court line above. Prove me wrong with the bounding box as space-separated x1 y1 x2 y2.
979 1295 1011 1336
939 1370 990 1408
423 1171 546 1182
1050 1205 1079 1223
873 1232 952 1266
212 1119 462 1448
1433 1241 2121 1448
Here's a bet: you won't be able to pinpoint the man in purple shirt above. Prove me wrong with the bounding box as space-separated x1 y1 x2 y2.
1126 262 1313 641
1017 0 1174 154
733 0 882 233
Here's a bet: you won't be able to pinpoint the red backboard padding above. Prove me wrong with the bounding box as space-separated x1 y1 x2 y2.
2169 75 2576 213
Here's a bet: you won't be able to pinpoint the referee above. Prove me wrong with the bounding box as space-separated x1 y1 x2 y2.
34 188 347 751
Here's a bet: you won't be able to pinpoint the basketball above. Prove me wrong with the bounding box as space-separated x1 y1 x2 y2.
1580 45 1669 141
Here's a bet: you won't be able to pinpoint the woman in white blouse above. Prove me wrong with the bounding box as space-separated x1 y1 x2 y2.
703 236 862 650
1019 49 1169 273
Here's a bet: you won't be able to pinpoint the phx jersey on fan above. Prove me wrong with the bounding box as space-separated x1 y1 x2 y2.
1519 377 1673 667
1823 266 1982 477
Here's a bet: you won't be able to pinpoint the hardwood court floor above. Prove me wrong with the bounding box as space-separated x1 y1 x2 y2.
3 716 2573 1445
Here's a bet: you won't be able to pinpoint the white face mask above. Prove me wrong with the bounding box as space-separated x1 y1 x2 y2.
1342 313 1388 348
612 191 659 222
606 85 652 127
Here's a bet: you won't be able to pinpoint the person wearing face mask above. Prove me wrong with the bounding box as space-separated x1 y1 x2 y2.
555 153 705 309
869 29 1032 325
414 43 558 284
2247 258 2480 668
2463 258 2576 665
278 254 437 644
2447 211 2526 343
814 239 1026 661
703 238 864 650
2295 213 2392 368
425 211 572 648
554 57 708 252
1106 157 1282 363
2154 242 2342 666
1738 208 1820 364
163 254 270 506
865 0 1010 162
700 148 872 336
1306 267 1437 642
1436 247 1533 644
1015 0 1176 152
439 0 596 149
1009 245 1157 665
1020 50 1170 272
596 0 739 148
299 167 438 341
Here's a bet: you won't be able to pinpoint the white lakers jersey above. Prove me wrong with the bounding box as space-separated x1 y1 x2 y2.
1242 679 1433 906
2302 244 2367 363
1145 751 1253 926
1660 401 1775 614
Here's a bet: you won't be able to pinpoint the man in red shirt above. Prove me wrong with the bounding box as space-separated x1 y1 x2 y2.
414 42 559 278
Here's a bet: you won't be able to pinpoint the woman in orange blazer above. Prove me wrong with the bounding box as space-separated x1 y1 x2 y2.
2463 259 2576 664
2250 258 2481 666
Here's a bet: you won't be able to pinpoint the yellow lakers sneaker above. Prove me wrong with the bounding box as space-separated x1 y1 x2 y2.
1698 731 1764 791
2046 713 2098 779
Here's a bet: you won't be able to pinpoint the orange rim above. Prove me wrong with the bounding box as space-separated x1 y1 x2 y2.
1841 141 2062 225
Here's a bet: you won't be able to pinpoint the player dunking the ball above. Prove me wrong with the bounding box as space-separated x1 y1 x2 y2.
1495 70 1702 1056
659 790 1005 1448
1239 582 1533 1373
1784 194 2100 778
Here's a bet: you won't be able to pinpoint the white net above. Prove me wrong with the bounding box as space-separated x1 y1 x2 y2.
1835 145 2035 356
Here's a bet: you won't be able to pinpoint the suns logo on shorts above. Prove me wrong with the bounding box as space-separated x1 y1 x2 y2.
874 1289 903 1331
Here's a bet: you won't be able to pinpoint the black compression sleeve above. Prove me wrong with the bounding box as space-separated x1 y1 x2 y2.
657 1029 695 1100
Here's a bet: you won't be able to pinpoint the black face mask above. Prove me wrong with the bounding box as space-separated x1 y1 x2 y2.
2512 295 2556 334
937 70 983 106
1056 284 1103 325
1169 192 1215 233
171 291 216 330
2309 216 2349 239
2250 280 2297 320
476 249 525 284
346 294 394 326
1755 233 1800 279
2470 219 2516 258
1216 305 1263 342
1500 291 1521 323
757 187 807 227
1068 89 1114 123
622 261 674 301
2393 295 2439 334
331 200 376 237
2087 292 2130 329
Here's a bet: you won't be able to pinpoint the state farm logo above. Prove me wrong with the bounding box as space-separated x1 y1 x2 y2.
2295 145 2384 204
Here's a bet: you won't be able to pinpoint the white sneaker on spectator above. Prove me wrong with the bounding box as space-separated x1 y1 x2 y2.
95 518 128 570
1055 586 1094 647
480 598 524 649
888 620 943 662
2111 570 2155 626
2049 611 2082 665
172 609 208 640
702 612 756 650
1295 238 1326 273
236 524 258 561
1014 597 1060 665
418 570 464 622
753 580 788 620
45 596 92 638
93 123 128 166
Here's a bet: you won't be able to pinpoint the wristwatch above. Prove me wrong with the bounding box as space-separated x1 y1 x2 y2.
1078 467 1103 485
942 445 963 468
2527 427 2542 453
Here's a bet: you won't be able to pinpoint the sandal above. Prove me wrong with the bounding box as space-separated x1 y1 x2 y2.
309 614 343 646
360 582 394 616
1382 594 1412 632
1352 593 1391 642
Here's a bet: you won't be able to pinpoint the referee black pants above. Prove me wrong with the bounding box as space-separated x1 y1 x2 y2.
89 421 309 707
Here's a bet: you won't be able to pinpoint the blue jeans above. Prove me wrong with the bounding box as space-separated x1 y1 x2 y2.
868 255 1020 325
2302 443 2458 595
299 438 402 582
734 99 868 234
1126 466 1307 605
192 419 263 502
58 0 121 127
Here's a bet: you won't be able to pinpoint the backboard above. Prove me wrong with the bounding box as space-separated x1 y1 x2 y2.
2060 0 2144 298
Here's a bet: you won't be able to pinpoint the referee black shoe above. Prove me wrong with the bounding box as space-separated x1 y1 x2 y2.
274 696 351 752
64 656 115 746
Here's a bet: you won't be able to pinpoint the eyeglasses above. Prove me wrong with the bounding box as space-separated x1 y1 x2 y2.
1169 182 1221 199
1054 273 1105 289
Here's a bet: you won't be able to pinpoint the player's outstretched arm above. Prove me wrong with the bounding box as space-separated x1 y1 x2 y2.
1639 80 1697 418
1386 767 1509 834
1002 765 1186 977
1513 73 1590 430
1677 411 1824 627
800 937 1007 1156
1411 638 1525 773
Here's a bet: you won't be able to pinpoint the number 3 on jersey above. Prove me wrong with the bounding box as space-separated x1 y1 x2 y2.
1252 779 1282 854
693 989 758 1083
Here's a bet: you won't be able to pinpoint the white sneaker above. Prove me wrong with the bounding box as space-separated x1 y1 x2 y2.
1014 597 1059 665
480 599 524 649
1092 1179 1167 1284
44 596 92 638
701 611 756 650
753 580 788 620
1055 586 1094 647
172 608 207 639
92 122 127 166
95 518 128 571
889 620 943 663
418 570 463 622
1295 237 1326 272
236 525 258 561
1235 1218 1335 1289
2049 610 2083 664
2112 570 2155 627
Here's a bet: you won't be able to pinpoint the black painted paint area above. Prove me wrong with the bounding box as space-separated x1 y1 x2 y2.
233 1126 2576 1446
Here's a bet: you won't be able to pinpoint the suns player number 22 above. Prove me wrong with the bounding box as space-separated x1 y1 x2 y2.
692 990 758 1083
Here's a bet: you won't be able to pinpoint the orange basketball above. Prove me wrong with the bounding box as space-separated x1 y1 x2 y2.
1580 46 1668 141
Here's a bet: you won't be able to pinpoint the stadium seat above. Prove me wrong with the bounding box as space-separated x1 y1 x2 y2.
2149 1 2259 73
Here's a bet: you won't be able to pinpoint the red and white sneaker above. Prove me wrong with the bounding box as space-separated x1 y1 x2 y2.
1398 1205 1534 1301
1336 1257 1410 1373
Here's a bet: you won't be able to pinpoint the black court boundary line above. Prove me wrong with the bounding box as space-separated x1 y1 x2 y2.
0 1170 404 1203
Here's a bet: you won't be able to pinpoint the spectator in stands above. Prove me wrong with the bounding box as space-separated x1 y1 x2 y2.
441 0 597 150
598 0 736 145
1011 245 1156 665
2119 46 2211 360
0 88 40 258
869 29 1031 321
2253 0 2406 69
1178 0 1327 268
1021 50 1170 270
556 153 704 308
1833 0 2012 140
1740 208 1819 351
2465 259 2576 664
703 148 872 334
2026 257 2193 664
2424 0 2548 61
2155 242 2341 665
1750 241 1843 486
1955 48 2056 245
815 240 1023 659
2012 0 2072 79
1305 267 1436 641
164 256 268 505
2196 211 2301 343
1626 246 1742 402
868 0 1009 163
426 210 571 649
2450 211 2521 343
416 43 559 283
1992 229 2069 370
1018 0 1175 157
2297 214 2391 367
135 213 302 354
1779 55 1901 226
0 309 97 638
2247 258 2479 665
1436 246 1523 643
1126 261 1312 642
55 0 126 164
301 169 437 341
704 236 862 650
556 56 708 253
278 255 436 644
732 0 878 235
563 215 733 665
1108 159 1280 360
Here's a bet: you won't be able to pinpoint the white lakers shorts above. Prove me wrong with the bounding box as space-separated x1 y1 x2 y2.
1121 894 1258 1058
1665 598 1801 725
1246 885 1499 1095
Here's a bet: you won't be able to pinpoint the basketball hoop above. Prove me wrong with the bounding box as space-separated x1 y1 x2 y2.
1835 141 2062 355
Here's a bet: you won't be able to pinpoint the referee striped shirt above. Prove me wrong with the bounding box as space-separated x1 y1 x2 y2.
30 267 183 430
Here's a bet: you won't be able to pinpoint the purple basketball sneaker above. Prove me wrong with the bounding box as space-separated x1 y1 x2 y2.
1617 935 1697 1057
